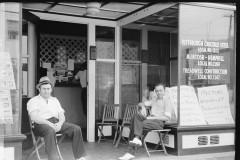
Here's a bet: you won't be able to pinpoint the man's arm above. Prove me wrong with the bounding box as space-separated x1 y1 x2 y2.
30 110 56 129
58 112 65 125
72 77 79 83
146 115 170 121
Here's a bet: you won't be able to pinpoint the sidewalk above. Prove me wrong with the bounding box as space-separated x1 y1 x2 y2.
22 137 235 160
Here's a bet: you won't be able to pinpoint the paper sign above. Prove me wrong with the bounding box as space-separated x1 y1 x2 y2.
197 85 234 125
122 70 132 84
0 52 16 89
68 59 74 71
42 62 51 68
168 85 207 126
0 89 13 124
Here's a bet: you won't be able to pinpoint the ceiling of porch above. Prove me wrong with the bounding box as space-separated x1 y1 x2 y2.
22 2 179 31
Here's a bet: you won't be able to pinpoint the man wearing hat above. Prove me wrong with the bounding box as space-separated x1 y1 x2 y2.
27 76 86 160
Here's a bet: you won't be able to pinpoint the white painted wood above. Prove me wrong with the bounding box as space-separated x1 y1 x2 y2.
141 28 148 99
0 3 6 52
28 22 36 97
181 2 236 10
114 26 120 105
117 3 177 27
30 11 117 27
87 23 96 142
182 132 235 149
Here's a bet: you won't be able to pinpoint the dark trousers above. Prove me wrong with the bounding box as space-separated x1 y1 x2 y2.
127 114 164 155
81 87 87 117
33 117 86 160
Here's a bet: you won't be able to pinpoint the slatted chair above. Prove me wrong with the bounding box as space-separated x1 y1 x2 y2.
140 106 171 156
96 104 120 144
114 103 139 148
141 128 170 156
26 115 65 160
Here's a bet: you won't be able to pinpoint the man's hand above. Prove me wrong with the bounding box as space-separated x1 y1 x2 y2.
138 103 147 117
48 122 57 131
55 122 63 132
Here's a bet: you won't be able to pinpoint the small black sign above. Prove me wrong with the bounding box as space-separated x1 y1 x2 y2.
90 46 97 60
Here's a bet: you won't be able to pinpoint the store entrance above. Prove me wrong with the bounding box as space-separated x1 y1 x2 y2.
21 20 89 142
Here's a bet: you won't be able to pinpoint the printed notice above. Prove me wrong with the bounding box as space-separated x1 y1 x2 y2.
122 70 132 84
0 52 16 89
197 85 234 125
0 89 13 124
168 85 207 126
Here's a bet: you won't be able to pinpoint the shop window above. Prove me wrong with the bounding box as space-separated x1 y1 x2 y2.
0 2 21 135
95 26 115 120
7 20 19 40
121 28 141 116
176 4 236 126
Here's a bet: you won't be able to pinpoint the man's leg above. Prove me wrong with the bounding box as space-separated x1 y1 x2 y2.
127 114 146 155
143 119 164 130
33 124 60 160
81 88 87 117
128 113 146 141
58 122 86 159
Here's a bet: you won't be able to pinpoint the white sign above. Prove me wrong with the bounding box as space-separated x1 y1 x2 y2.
197 85 234 125
122 70 132 84
168 85 207 126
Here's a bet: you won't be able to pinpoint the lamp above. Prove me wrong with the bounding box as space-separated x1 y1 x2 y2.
86 2 101 15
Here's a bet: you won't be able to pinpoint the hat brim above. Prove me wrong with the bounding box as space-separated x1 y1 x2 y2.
36 81 53 90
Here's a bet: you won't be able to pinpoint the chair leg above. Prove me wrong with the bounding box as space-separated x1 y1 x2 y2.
26 138 45 160
113 126 119 145
158 131 168 155
114 127 123 148
142 132 150 157
57 144 63 160
97 125 105 143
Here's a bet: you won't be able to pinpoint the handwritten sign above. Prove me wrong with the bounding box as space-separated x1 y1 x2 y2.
168 85 207 126
197 85 234 125
0 89 13 124
0 52 16 90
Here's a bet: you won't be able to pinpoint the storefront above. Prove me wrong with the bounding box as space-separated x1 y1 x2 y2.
0 2 236 159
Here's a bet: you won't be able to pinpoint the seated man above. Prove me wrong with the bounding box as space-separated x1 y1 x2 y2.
119 83 173 160
27 76 86 160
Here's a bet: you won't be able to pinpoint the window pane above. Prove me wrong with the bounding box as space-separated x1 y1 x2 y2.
179 4 235 126
95 62 115 120
96 26 115 59
121 29 140 116
0 2 21 134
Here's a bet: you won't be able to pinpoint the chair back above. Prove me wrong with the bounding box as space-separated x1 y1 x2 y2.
102 104 120 123
122 103 138 125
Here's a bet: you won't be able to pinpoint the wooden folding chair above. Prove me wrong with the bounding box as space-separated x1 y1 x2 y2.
141 128 170 156
96 104 120 144
140 106 171 156
114 103 139 148
26 115 65 160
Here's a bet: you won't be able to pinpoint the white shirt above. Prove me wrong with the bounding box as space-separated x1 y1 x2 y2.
75 70 87 88
150 96 173 119
27 95 65 119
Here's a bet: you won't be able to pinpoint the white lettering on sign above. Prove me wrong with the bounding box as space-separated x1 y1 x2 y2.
197 85 234 125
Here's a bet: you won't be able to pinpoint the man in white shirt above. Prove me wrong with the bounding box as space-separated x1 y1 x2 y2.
119 83 173 160
27 76 86 160
72 62 87 117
